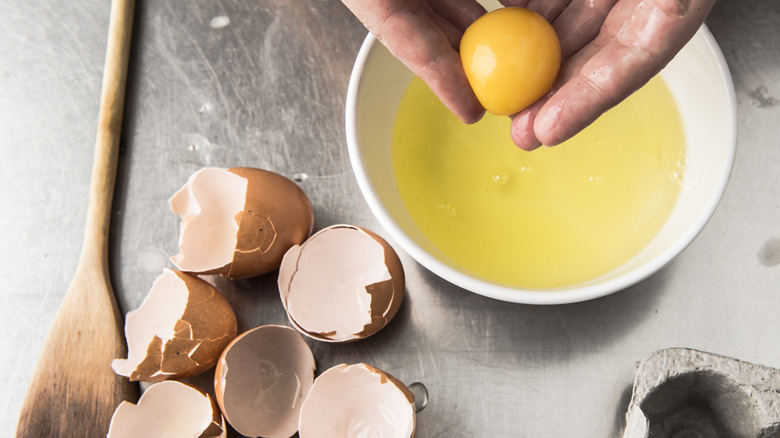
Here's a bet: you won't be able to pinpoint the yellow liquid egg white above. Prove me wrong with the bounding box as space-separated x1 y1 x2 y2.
391 76 686 289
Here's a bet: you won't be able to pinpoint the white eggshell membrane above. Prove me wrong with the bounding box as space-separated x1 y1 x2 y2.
112 268 237 382
214 325 315 438
278 225 405 342
107 380 225 438
169 167 246 274
298 363 415 438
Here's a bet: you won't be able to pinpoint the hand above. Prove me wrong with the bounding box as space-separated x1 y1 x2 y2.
505 0 715 150
340 0 487 124
341 0 715 150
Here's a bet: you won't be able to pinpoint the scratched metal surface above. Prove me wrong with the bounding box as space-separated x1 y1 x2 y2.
1 0 779 436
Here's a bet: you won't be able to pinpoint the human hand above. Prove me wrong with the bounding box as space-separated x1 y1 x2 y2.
341 0 715 150
340 0 487 124
505 0 716 150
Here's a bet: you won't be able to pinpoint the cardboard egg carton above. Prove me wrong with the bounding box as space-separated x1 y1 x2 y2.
623 348 780 438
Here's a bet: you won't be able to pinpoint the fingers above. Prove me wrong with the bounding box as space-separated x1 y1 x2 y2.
508 0 627 149
552 0 618 58
341 0 485 123
509 99 546 151
499 0 570 21
511 0 715 148
533 38 659 146
523 0 570 21
428 0 486 31
500 0 615 59
497 0 532 9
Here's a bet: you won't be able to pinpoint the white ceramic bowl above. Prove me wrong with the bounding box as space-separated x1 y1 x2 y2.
345 25 736 305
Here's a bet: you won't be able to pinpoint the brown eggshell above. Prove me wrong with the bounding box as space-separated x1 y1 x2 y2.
107 380 226 438
298 363 416 438
278 224 405 342
112 268 237 382
214 324 315 438
169 167 313 278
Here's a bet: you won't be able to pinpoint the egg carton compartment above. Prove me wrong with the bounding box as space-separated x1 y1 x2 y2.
623 348 780 438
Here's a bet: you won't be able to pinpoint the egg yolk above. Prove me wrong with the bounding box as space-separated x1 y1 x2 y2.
460 7 561 116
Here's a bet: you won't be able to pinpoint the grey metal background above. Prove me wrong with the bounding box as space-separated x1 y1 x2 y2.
1 0 778 436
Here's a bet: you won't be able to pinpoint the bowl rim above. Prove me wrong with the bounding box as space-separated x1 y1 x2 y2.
345 25 737 305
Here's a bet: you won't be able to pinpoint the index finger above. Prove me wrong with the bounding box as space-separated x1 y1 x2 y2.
341 0 485 123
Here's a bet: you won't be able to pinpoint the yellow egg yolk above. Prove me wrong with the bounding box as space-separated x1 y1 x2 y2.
460 7 561 116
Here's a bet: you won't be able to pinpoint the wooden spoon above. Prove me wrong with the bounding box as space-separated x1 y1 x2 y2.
16 0 139 435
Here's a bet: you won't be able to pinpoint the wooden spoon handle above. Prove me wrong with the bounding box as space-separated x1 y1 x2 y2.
84 0 135 263
16 0 137 436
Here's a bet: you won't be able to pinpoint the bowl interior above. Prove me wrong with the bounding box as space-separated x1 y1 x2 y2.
346 26 736 304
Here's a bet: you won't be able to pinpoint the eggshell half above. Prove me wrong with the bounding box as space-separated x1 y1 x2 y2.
214 324 316 438
112 268 237 382
107 380 225 438
298 363 416 438
170 167 314 278
278 224 405 342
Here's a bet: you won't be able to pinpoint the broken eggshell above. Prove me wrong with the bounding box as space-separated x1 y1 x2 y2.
170 167 314 278
112 268 237 382
107 380 226 438
214 324 316 438
278 224 405 342
298 363 416 438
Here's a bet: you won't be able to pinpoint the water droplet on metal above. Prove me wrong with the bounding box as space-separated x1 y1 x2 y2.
292 172 308 182
408 382 428 413
210 15 230 29
758 238 780 267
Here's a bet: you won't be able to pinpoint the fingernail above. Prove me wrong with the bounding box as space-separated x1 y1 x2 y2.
510 112 542 151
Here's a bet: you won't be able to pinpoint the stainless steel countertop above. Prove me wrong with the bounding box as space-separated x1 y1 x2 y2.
2 0 778 436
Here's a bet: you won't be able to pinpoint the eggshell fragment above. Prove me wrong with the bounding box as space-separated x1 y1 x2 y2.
170 167 314 278
112 268 237 382
278 224 405 342
107 380 225 438
298 363 416 438
214 325 315 438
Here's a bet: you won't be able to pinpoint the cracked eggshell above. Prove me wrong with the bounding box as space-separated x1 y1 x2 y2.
112 268 237 382
299 363 416 438
170 167 314 278
107 380 226 438
214 324 315 438
278 224 405 342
